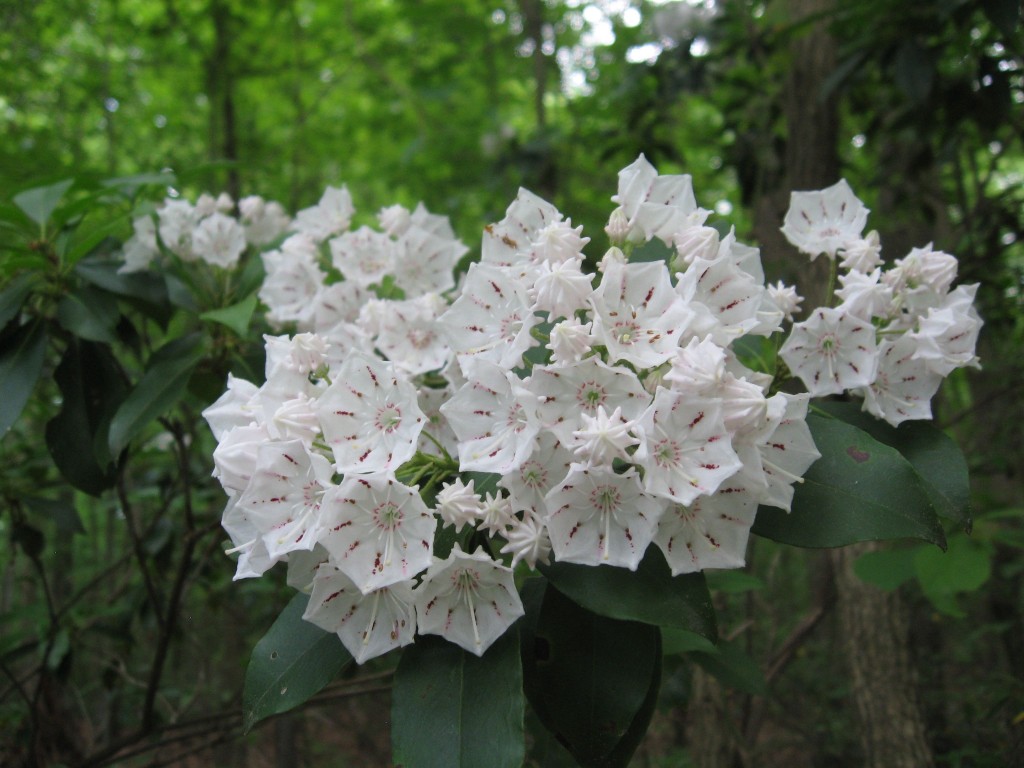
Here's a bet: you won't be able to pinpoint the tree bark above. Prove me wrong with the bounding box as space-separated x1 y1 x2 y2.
830 543 934 768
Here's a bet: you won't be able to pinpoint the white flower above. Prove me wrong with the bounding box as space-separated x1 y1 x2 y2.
530 356 649 446
612 154 709 243
675 256 764 342
191 211 246 268
908 284 982 375
414 545 524 656
838 230 882 273
319 474 435 593
499 431 573 518
766 280 803 322
530 256 594 319
545 464 666 570
500 511 552 569
311 281 368 332
434 478 484 533
260 235 326 330
203 374 259 441
569 405 639 467
222 497 278 579
856 336 943 426
304 563 417 663
372 294 452 375
119 215 160 274
590 260 693 368
672 225 720 268
779 306 878 396
547 318 594 365
236 439 335 560
634 389 743 506
316 351 425 474
653 483 759 575
378 204 412 236
890 244 959 295
482 188 563 267
212 424 271 495
781 179 869 260
835 268 894 321
478 492 515 536
294 185 355 242
157 199 199 260
749 393 821 511
330 226 395 287
265 394 322 446
529 219 590 265
240 196 291 246
415 384 459 458
393 225 465 297
440 361 540 474
438 262 539 373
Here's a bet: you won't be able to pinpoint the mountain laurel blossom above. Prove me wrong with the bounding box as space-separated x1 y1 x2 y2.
193 159 979 661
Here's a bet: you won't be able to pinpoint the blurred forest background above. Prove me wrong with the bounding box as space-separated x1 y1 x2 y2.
1 0 1022 766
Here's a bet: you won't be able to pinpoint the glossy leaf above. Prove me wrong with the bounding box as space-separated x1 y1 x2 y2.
522 581 660 768
690 639 768 696
242 592 352 732
45 341 124 495
0 273 36 329
392 631 524 768
108 333 207 455
540 546 716 640
56 286 121 344
816 400 971 527
13 178 74 227
0 321 47 435
752 413 946 548
75 258 171 322
200 291 259 337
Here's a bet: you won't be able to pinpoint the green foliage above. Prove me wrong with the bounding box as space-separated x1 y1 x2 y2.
392 632 525 768
242 592 353 732
753 407 951 549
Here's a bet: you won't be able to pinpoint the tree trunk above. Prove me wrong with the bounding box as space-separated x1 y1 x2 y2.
830 543 934 768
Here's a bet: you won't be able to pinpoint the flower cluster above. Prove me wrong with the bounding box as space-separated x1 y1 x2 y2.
197 156 979 663
779 180 982 425
120 191 291 273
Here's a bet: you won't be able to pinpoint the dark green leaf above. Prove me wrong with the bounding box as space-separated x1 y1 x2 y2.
45 341 124 495
752 413 946 548
540 546 717 640
0 274 37 329
0 322 47 435
392 631 524 768
817 401 971 527
200 292 259 337
691 640 768 696
522 581 660 768
24 497 85 536
75 258 171 320
13 179 74 227
108 333 207 455
65 211 133 265
56 286 121 344
242 592 352 732
661 628 718 656
853 548 918 591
